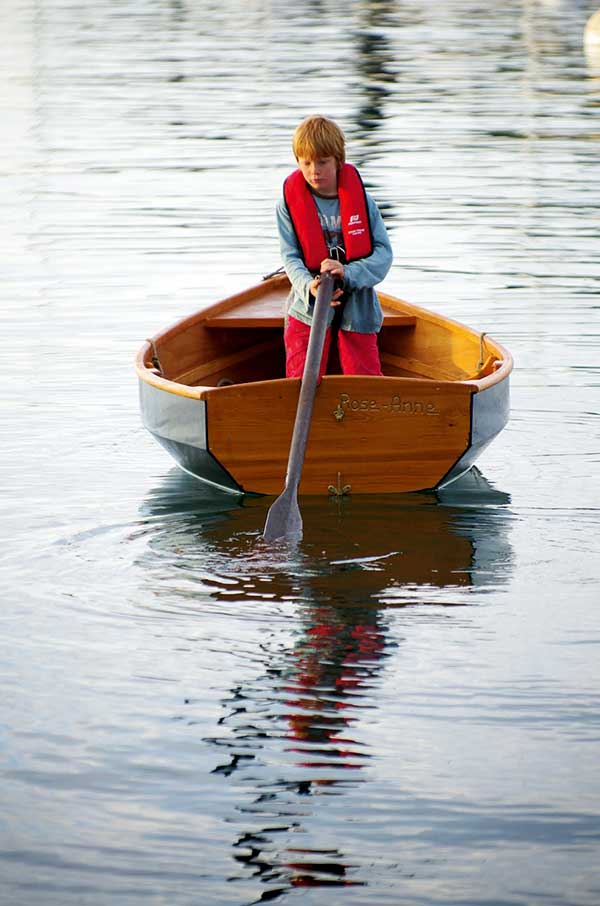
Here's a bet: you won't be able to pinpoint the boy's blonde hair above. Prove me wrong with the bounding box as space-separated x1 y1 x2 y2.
292 115 346 165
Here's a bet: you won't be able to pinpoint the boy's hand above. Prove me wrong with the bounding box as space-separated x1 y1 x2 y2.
310 259 345 305
320 257 344 280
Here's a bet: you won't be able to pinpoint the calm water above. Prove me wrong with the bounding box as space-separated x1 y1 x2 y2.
2 0 600 903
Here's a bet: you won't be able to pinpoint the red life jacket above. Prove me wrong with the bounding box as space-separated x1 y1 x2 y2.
283 163 373 271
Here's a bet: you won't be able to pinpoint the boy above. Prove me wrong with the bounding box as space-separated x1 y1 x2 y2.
276 115 393 379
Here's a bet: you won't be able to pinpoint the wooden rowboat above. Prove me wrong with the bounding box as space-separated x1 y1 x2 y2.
135 273 513 496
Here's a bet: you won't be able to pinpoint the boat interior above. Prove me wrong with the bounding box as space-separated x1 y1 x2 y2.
140 274 507 391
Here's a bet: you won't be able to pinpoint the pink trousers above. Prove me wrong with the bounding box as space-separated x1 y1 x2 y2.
284 316 383 380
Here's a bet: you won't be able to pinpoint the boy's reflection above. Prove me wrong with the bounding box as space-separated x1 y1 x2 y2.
283 607 385 773
211 601 389 894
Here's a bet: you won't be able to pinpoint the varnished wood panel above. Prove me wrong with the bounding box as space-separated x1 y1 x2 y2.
177 337 283 386
380 350 459 381
205 376 474 495
139 277 288 380
377 291 503 379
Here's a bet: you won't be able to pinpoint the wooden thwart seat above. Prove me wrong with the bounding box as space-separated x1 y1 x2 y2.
205 311 284 328
204 303 417 330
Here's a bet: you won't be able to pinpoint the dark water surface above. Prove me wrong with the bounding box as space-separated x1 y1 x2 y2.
2 0 600 903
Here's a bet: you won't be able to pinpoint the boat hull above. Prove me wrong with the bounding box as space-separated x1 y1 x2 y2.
139 371 510 495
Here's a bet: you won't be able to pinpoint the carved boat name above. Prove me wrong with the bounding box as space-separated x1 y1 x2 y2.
333 392 440 420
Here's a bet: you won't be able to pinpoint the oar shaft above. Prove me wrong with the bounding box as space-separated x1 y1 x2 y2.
284 273 333 490
263 272 334 542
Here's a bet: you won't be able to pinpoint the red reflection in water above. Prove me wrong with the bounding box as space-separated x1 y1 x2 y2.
284 609 386 774
214 604 389 895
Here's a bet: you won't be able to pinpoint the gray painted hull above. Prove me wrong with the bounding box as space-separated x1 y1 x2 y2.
139 379 242 492
438 374 510 488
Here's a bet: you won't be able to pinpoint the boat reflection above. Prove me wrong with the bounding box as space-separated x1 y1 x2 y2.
137 468 513 899
138 465 513 601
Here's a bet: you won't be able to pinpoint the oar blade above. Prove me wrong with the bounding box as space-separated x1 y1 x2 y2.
263 486 303 543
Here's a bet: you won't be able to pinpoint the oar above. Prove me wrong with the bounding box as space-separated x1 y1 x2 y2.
263 271 334 542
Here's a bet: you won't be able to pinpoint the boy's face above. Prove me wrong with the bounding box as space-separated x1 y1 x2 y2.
297 156 338 197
